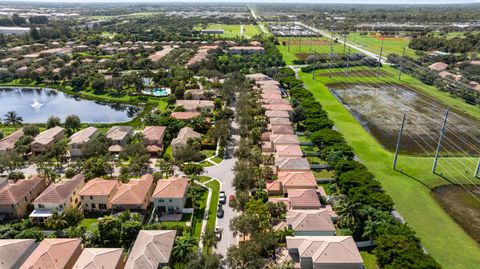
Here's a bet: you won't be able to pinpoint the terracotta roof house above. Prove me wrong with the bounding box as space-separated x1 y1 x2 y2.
106 126 134 153
229 46 265 54
286 236 363 269
0 128 24 153
185 89 206 100
286 209 335 236
170 111 201 120
124 230 176 269
276 158 311 172
263 104 293 112
143 126 167 156
171 127 201 152
30 174 85 222
439 71 462 81
288 189 321 210
148 46 174 62
79 178 119 212
0 239 36 269
0 175 47 220
20 238 83 269
68 127 99 157
269 117 292 126
265 110 290 119
275 144 303 159
257 79 281 87
271 134 300 146
261 93 283 100
73 248 123 269
246 73 272 81
262 98 290 105
111 174 154 211
271 125 295 135
186 46 217 68
276 171 317 194
31 127 64 155
152 176 189 215
176 100 214 111
428 62 448 72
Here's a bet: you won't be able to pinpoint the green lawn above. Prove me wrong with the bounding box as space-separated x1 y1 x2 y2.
79 218 99 232
297 70 480 269
197 176 212 183
211 156 223 164
200 161 215 168
277 37 349 65
204 180 220 254
312 169 334 178
360 250 379 269
347 32 417 58
192 188 208 241
243 25 262 37
194 24 241 38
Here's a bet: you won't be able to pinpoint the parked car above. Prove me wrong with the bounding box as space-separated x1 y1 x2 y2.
219 191 226 204
215 226 222 240
217 204 224 218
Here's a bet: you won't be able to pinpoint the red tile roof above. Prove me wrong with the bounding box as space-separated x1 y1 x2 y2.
33 174 84 205
152 176 189 199
20 238 82 269
170 112 201 120
111 174 153 206
288 189 321 209
79 178 118 196
0 175 45 204
143 126 166 141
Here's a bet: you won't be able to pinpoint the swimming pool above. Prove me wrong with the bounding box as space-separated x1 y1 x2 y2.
142 88 171 97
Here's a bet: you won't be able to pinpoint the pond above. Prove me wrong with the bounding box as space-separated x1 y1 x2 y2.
330 83 480 155
0 87 141 123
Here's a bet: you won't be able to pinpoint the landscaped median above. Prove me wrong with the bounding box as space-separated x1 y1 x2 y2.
296 70 480 269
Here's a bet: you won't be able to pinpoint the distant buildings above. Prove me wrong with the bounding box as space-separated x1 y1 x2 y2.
0 26 30 35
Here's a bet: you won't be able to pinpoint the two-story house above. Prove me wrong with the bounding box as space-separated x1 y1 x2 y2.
152 176 189 215
0 175 47 220
143 126 166 156
106 126 133 154
68 127 99 158
110 174 154 211
79 178 119 212
29 174 85 223
31 127 64 155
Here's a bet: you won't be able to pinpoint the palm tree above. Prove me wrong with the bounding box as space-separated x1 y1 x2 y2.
334 199 362 229
3 111 23 126
45 210 68 230
172 234 196 262
202 228 220 254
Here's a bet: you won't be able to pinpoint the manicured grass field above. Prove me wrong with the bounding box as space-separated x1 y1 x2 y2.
204 180 220 254
79 218 99 232
194 24 241 38
347 32 417 58
277 37 350 65
297 69 480 269
360 250 378 269
192 188 208 241
242 25 262 37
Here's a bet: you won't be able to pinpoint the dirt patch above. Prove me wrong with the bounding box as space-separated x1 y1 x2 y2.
329 83 480 155
432 184 480 244
375 37 407 41
318 69 390 78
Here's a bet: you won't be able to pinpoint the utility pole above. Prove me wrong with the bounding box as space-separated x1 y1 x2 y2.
376 38 384 80
475 159 480 178
329 36 334 78
288 35 291 52
393 113 407 170
343 34 347 52
432 108 450 174
298 35 302 52
309 36 312 52
312 49 317 80
345 47 350 78
398 47 406 80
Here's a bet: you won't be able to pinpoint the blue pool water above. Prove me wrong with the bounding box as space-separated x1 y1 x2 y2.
142 88 170 97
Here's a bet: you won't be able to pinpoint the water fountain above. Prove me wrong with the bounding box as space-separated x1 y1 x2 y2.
30 98 44 109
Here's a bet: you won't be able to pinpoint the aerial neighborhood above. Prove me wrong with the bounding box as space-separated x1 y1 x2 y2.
0 2 479 269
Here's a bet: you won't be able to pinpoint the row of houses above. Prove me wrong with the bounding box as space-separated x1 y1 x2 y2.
0 125 167 157
185 42 265 68
428 61 480 91
0 173 190 221
247 73 364 269
0 229 177 269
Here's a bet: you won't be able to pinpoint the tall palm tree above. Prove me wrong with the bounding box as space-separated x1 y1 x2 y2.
3 111 23 126
45 210 68 230
172 234 196 262
334 199 362 229
202 228 220 254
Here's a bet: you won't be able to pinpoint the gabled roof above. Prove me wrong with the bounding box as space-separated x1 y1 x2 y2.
106 126 133 141
428 62 448 71
111 174 153 206
276 157 310 171
0 128 24 151
125 230 176 269
143 126 166 141
275 145 302 158
286 236 363 265
286 209 335 232
269 117 292 125
170 112 201 120
271 125 294 135
171 127 201 146
68 127 98 145
152 176 189 199
33 174 84 205
288 189 321 209
79 178 118 196
73 248 123 269
278 171 316 189
20 238 82 269
271 134 300 145
265 110 290 119
263 104 293 111
0 239 36 269
262 98 290 105
246 73 272 81
33 126 64 146
0 175 45 204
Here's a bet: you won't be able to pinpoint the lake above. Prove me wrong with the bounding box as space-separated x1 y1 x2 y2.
0 87 141 123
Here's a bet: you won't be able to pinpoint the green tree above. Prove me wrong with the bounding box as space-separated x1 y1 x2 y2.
64 114 81 134
335 199 362 229
46 116 61 129
121 220 142 247
82 157 112 180
227 241 264 269
230 214 260 241
23 125 40 137
45 210 68 231
98 215 122 246
186 253 224 269
15 228 44 242
172 233 196 262
62 206 84 226
182 163 204 176
3 111 23 126
202 228 220 254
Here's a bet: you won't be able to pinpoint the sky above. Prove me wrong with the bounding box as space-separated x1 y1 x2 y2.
1 0 479 4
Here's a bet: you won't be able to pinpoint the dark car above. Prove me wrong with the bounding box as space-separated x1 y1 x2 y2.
217 204 224 218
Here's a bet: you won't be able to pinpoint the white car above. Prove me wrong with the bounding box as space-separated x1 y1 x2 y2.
219 191 226 204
